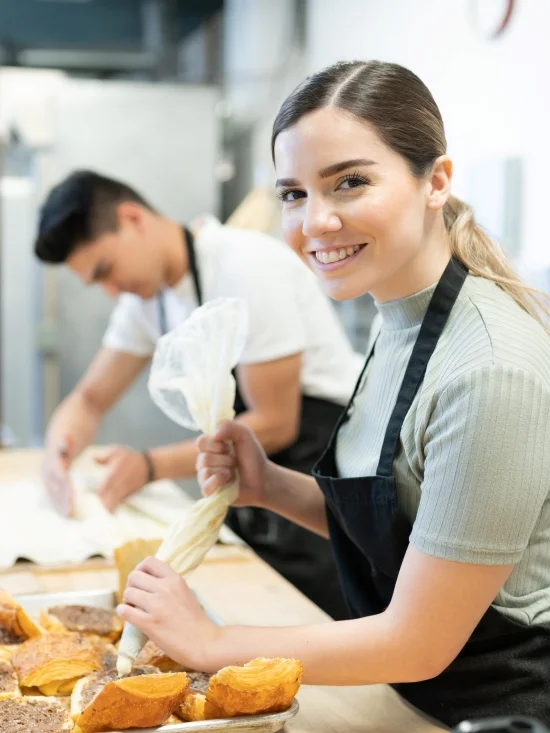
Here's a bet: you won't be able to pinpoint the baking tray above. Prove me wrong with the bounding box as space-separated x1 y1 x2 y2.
14 589 299 733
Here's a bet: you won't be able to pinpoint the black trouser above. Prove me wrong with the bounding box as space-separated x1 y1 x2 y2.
226 396 348 621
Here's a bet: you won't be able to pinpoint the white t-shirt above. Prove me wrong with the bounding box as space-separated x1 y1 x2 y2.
103 222 363 406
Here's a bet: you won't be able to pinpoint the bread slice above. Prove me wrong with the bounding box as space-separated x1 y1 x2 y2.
113 537 162 603
177 657 303 721
40 605 123 643
0 696 73 732
12 632 103 695
0 659 20 700
71 667 189 733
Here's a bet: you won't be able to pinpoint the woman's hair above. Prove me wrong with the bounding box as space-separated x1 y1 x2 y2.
272 60 549 329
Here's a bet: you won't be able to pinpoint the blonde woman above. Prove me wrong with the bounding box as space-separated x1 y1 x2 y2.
119 61 550 727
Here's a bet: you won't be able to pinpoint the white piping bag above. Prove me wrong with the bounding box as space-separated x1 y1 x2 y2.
116 297 248 675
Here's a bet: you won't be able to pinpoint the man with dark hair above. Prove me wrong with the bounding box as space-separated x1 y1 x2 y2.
35 169 362 620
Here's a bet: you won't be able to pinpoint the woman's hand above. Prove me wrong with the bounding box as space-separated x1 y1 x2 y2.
195 421 269 507
117 557 219 671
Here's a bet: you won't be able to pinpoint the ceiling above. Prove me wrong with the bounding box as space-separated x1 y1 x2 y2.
0 0 224 76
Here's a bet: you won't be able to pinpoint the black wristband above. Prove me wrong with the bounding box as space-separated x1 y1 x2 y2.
142 450 156 484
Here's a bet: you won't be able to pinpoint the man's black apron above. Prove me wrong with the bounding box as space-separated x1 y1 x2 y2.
158 227 348 620
313 257 550 727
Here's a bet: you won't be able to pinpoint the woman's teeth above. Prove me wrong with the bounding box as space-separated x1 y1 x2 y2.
315 245 363 264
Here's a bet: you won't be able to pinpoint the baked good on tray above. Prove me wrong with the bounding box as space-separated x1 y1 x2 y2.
135 638 186 672
113 536 162 603
0 658 20 700
178 657 303 721
0 587 42 661
0 696 73 732
12 632 103 696
71 667 189 733
40 605 123 643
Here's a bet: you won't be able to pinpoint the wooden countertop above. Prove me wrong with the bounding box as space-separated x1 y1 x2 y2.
0 449 445 732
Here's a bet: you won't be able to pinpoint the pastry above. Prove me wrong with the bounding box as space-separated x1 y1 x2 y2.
113 537 162 603
0 696 73 732
0 658 20 700
0 587 42 660
12 632 103 696
40 605 123 643
178 689 208 721
178 657 303 721
135 639 185 672
71 668 189 733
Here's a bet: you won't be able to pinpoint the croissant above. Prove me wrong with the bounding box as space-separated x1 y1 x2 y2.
71 668 189 733
12 632 103 696
40 605 123 643
0 696 73 732
177 657 303 721
0 659 20 701
0 587 42 661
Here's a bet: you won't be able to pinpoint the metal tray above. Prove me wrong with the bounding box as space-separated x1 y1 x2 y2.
14 589 299 733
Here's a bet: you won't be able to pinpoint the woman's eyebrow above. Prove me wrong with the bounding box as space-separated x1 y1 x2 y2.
275 158 377 188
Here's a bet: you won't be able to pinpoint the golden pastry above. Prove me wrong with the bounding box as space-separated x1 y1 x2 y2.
0 658 20 700
0 587 42 661
113 537 162 603
0 696 73 732
40 605 123 643
178 689 209 721
71 668 189 733
178 657 303 721
12 632 103 695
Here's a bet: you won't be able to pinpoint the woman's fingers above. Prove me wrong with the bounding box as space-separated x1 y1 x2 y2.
195 451 235 472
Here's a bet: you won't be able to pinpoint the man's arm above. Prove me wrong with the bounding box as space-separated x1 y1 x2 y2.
148 353 302 481
44 347 148 515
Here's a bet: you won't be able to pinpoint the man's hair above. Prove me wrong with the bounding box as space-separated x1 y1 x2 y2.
34 170 154 264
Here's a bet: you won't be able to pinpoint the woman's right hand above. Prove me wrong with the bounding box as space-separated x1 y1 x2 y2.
195 421 268 507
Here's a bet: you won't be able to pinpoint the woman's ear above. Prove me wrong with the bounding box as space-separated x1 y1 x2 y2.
426 155 453 211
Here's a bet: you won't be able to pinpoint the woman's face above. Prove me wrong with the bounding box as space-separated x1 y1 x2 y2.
274 107 450 302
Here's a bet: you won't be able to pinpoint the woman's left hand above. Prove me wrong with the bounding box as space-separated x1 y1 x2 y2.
117 556 219 671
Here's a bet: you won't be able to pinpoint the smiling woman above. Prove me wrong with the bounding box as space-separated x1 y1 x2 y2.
122 60 550 729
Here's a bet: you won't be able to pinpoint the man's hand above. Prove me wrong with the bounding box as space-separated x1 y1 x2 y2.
42 434 75 517
95 446 150 512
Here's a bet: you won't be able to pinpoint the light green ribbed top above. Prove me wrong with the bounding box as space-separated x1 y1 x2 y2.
336 275 550 625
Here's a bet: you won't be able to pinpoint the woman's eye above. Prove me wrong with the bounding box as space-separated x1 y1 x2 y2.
339 175 369 191
276 188 306 203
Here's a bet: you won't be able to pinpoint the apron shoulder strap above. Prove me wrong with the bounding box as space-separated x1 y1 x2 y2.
376 258 468 477
157 226 203 336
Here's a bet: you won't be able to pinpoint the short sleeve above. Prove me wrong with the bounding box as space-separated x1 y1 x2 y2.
213 246 307 365
410 365 550 564
102 294 156 357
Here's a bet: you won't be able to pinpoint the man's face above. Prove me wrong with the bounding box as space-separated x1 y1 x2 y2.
67 205 165 300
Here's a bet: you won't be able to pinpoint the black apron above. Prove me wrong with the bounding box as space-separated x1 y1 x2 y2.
158 228 348 620
313 258 550 727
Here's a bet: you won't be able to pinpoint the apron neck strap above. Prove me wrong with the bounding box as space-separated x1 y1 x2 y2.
183 226 203 307
376 257 469 477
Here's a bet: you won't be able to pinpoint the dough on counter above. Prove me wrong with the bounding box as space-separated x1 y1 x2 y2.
71 668 189 733
40 605 123 643
12 632 103 695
